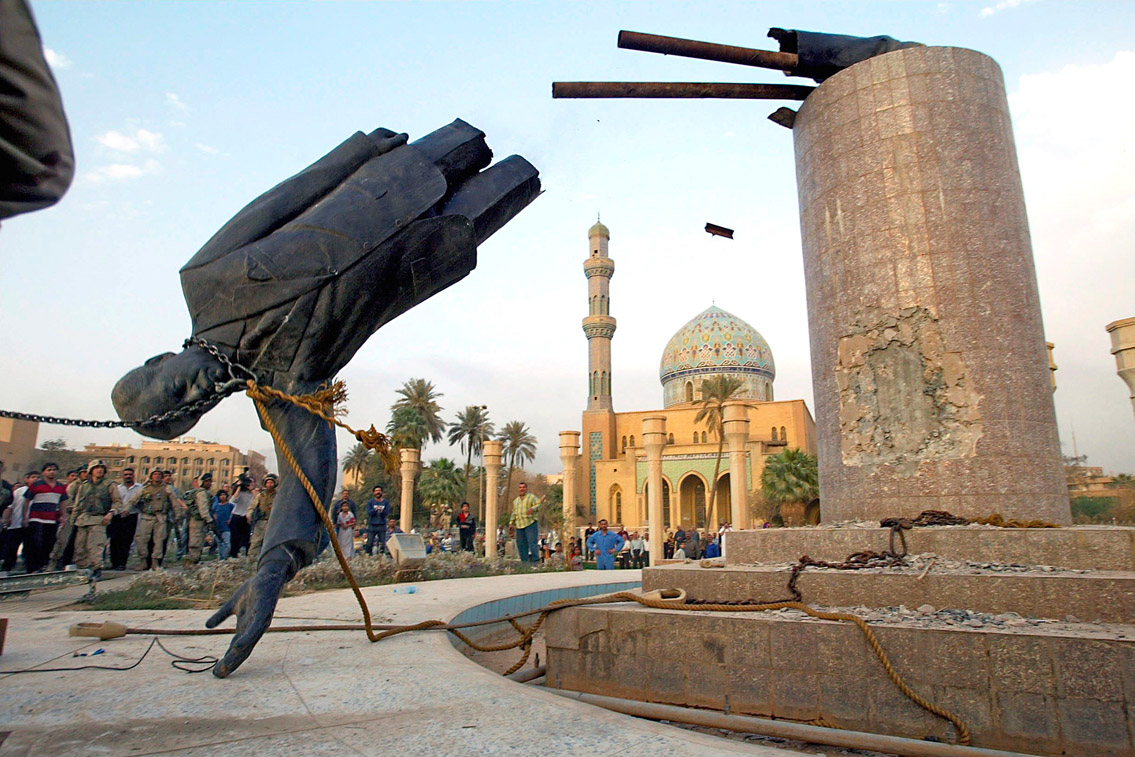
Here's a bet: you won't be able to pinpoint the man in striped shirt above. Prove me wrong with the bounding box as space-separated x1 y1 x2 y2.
23 462 66 573
508 482 542 563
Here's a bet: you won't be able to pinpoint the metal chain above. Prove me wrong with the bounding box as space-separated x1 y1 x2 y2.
0 337 257 430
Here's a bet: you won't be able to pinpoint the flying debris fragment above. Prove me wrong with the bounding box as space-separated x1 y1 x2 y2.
705 223 734 239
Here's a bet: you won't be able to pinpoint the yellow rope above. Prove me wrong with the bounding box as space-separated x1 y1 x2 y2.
245 380 970 745
246 380 399 474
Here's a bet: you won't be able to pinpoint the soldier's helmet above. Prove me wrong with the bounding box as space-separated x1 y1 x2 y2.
88 459 107 472
263 473 278 484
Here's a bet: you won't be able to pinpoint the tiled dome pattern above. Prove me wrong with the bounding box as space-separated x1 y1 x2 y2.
659 306 775 407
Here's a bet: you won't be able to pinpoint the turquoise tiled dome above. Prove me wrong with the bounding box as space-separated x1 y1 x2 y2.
659 305 775 407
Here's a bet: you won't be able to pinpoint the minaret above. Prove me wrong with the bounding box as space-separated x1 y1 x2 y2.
583 219 615 410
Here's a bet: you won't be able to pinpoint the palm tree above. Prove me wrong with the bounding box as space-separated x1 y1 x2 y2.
760 448 819 526
341 442 373 487
448 405 494 507
497 420 537 502
387 406 428 451
392 378 446 446
418 458 466 526
693 375 745 527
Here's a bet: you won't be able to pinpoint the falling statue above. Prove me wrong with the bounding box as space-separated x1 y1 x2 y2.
111 119 540 677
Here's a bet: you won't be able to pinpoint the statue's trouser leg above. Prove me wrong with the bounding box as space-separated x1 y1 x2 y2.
257 382 337 572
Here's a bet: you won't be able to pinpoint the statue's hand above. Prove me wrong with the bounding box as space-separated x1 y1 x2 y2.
205 545 300 677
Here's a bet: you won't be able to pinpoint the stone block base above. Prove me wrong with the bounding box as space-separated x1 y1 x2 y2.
724 526 1135 571
642 563 1134 624
545 604 1135 756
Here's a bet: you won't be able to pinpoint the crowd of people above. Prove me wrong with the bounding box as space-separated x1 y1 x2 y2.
1 457 734 578
0 458 278 578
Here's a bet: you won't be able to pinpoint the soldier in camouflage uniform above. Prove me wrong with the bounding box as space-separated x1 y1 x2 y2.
134 469 179 570
248 474 277 559
72 461 122 577
183 472 215 565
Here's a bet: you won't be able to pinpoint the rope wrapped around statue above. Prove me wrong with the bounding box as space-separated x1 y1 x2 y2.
111 119 541 677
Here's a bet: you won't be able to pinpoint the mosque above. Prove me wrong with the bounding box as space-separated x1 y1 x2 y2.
563 220 817 533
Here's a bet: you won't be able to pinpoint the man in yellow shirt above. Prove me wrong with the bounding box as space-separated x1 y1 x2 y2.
508 482 542 563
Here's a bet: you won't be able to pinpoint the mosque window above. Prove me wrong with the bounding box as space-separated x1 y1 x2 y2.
771 427 778 441
613 488 622 523
667 433 674 444
629 435 635 447
692 432 698 443
701 431 707 443
600 295 607 315
601 371 608 395
685 381 693 403
621 436 627 453
592 371 598 397
781 426 787 443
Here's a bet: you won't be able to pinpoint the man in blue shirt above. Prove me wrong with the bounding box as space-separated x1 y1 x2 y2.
364 486 390 556
211 490 235 560
585 519 625 571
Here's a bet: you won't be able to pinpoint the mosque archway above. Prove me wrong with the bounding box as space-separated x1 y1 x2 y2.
712 472 731 528
610 485 623 525
679 474 707 529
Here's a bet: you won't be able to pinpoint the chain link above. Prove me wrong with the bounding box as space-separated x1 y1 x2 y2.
0 338 258 431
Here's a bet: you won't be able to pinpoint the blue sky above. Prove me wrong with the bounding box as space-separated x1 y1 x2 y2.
3 1 1133 479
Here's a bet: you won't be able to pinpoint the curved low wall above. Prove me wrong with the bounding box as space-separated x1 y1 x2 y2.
447 579 640 651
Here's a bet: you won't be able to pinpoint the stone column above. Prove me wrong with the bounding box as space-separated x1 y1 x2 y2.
483 440 504 558
723 401 751 531
1107 318 1135 420
559 431 581 549
793 45 1069 524
642 416 667 566
398 448 421 534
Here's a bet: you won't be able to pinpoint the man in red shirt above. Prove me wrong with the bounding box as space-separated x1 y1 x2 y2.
23 462 66 572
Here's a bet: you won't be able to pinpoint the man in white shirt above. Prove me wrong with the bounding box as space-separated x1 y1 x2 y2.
1 470 38 572
110 468 143 570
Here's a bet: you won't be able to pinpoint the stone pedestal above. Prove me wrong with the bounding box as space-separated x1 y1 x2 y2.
483 440 503 558
793 46 1069 524
398 448 421 534
723 401 751 531
559 431 581 547
642 416 666 566
1107 317 1135 420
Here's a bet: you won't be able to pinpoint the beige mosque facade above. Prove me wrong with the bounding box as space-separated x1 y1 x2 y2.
561 221 817 534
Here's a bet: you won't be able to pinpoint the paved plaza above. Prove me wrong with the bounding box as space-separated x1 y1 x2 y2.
0 570 811 756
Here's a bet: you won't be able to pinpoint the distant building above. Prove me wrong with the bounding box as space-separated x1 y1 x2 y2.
0 418 39 484
563 221 817 532
81 437 265 489
1066 464 1135 510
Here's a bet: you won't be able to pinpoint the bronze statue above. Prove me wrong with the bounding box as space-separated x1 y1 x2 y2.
112 119 540 676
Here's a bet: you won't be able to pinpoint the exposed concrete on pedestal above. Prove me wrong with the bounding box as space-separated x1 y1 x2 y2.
793 45 1069 524
0 569 811 756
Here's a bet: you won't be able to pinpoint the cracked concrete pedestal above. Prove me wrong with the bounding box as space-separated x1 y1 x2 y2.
793 45 1069 524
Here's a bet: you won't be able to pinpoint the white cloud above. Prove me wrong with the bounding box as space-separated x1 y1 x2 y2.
979 0 1037 17
83 159 162 184
936 2 952 13
43 47 71 70
194 143 220 155
94 128 166 154
1010 50 1135 474
165 92 189 111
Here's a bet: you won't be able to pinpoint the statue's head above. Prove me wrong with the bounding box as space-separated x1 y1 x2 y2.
112 347 228 439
